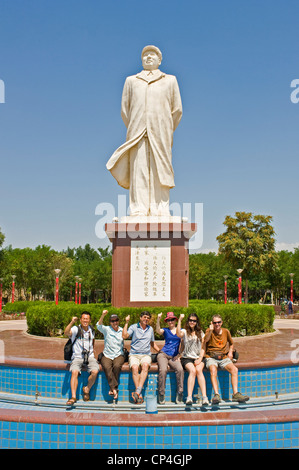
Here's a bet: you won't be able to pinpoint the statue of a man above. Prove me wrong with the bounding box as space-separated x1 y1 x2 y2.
106 45 182 218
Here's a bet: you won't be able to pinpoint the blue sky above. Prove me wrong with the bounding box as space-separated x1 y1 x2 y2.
0 0 298 253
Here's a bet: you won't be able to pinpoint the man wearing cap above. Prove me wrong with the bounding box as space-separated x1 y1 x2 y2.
156 312 184 404
106 45 182 217
97 309 125 400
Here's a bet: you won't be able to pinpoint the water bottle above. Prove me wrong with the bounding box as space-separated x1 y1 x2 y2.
145 377 158 414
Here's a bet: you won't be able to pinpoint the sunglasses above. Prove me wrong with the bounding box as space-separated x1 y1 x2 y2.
189 319 197 323
110 319 119 323
213 321 222 325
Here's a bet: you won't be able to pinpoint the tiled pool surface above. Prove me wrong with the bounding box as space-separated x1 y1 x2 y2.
1 409 299 449
0 322 299 449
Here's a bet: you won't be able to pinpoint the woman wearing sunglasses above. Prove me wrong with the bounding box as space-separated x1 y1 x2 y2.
177 313 208 406
156 312 184 405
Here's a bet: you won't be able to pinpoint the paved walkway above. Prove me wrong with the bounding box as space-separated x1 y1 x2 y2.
0 318 298 367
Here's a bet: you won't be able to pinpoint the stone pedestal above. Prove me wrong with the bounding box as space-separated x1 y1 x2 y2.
105 221 197 308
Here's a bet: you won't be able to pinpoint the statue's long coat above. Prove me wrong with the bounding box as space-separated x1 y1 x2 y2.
106 69 182 189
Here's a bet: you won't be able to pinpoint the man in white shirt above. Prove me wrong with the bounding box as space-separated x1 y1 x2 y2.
64 311 99 406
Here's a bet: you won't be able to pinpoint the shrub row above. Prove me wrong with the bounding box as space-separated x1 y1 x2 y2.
3 300 47 313
21 300 275 338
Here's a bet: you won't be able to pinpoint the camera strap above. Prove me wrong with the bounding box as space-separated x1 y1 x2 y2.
81 326 92 353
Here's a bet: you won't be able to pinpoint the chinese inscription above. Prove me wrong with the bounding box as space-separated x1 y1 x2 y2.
130 241 171 302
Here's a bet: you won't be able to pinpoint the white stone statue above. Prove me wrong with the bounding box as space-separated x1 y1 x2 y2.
106 45 183 219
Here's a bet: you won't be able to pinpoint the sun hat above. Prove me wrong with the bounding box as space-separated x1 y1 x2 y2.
165 312 178 322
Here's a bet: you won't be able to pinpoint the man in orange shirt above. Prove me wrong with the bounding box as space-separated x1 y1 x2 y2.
204 315 249 405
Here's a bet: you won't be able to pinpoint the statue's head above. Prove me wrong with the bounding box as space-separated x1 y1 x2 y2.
141 45 162 71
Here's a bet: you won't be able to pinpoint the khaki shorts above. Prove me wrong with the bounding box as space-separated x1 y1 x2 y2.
204 357 232 370
129 354 152 368
70 357 100 373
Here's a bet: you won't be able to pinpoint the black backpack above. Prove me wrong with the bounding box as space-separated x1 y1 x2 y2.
64 325 95 361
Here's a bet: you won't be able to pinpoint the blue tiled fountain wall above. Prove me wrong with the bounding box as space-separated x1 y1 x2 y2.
0 363 298 401
1 421 299 449
0 363 298 449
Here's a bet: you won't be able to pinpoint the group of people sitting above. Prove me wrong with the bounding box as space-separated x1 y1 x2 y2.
64 310 249 407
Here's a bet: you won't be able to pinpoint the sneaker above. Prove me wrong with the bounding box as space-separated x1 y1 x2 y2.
176 392 184 404
212 393 221 405
232 392 250 403
201 396 209 406
186 396 193 406
158 394 165 405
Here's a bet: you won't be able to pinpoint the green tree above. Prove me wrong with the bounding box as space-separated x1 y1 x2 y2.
189 252 236 300
216 212 278 303
0 227 5 250
0 245 74 301
275 249 299 301
0 227 5 278
65 244 112 303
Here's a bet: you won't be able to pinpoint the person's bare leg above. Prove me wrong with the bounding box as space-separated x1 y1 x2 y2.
196 362 207 397
209 364 219 394
131 364 141 390
137 363 150 391
185 363 196 398
70 370 79 398
84 370 98 393
225 362 238 394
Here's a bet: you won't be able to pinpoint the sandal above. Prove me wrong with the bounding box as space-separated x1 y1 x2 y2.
83 386 90 401
131 392 143 404
66 397 77 406
108 390 118 400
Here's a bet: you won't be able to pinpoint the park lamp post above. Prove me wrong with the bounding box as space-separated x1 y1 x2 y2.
54 269 61 305
223 275 228 304
0 278 3 313
237 269 243 304
11 275 16 304
75 276 79 304
78 278 82 305
290 273 294 303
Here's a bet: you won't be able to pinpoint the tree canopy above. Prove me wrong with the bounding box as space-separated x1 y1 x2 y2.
216 212 278 302
0 219 297 305
0 242 112 303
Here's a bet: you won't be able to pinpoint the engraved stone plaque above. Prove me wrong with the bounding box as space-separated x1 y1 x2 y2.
130 240 171 302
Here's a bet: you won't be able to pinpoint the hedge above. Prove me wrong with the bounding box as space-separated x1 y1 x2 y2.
22 300 275 338
3 300 48 314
